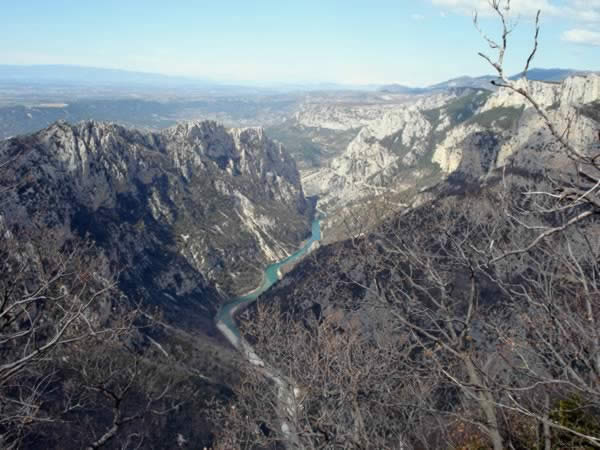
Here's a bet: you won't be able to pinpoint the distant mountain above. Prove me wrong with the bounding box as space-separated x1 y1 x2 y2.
377 68 594 94
0 65 388 98
428 75 498 90
0 64 211 87
2 65 593 97
378 77 496 94
435 68 594 89
0 64 280 97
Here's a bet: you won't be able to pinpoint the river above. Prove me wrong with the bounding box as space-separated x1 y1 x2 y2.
215 217 321 343
214 217 321 445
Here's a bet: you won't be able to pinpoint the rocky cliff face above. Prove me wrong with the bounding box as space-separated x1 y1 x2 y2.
301 89 472 211
434 74 600 175
301 75 600 216
0 120 313 319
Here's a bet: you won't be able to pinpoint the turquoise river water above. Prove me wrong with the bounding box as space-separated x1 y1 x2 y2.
215 218 321 338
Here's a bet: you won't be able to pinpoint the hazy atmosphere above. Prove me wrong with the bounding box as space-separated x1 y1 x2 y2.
2 0 599 85
1 1 600 449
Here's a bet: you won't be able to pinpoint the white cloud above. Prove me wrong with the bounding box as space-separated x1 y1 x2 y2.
411 13 426 20
430 0 559 18
562 29 600 46
430 0 600 22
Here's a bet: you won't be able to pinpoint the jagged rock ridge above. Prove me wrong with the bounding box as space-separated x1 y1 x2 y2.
0 120 313 321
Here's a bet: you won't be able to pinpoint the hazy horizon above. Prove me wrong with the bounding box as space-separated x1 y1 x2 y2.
2 0 599 86
0 62 594 90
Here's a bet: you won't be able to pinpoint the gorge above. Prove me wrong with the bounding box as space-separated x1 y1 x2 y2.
2 69 599 449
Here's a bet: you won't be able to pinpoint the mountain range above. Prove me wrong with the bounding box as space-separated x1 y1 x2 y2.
1 64 593 94
1 64 599 448
378 68 596 93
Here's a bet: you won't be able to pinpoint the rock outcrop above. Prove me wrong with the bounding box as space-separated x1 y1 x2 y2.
302 75 600 215
436 74 600 175
301 89 469 210
0 120 313 323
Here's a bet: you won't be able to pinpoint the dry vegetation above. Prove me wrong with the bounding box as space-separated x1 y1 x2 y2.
212 1 600 448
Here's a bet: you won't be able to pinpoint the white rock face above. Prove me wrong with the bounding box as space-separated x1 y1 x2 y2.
369 107 432 142
301 91 457 209
432 123 484 173
431 75 600 176
294 103 400 131
331 128 394 179
301 75 599 214
481 78 557 112
473 74 600 171
482 75 600 113
560 75 600 107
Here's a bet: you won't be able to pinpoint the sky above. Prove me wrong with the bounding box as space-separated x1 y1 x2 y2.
1 0 599 86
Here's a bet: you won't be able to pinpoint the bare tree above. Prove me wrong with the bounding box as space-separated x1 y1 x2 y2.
216 185 600 448
0 225 125 448
352 192 600 448
0 147 205 448
470 1 600 446
59 336 195 450
212 301 434 449
474 0 600 236
213 3 600 449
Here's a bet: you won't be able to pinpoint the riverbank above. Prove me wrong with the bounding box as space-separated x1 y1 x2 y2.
215 217 322 346
215 217 322 445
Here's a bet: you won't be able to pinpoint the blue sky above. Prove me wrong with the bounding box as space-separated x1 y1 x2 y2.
1 0 599 86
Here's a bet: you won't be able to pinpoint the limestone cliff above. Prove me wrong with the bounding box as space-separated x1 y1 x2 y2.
0 120 313 312
302 76 599 215
434 74 600 174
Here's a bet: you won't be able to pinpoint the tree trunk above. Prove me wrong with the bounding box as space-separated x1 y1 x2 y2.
543 393 552 450
464 357 504 450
